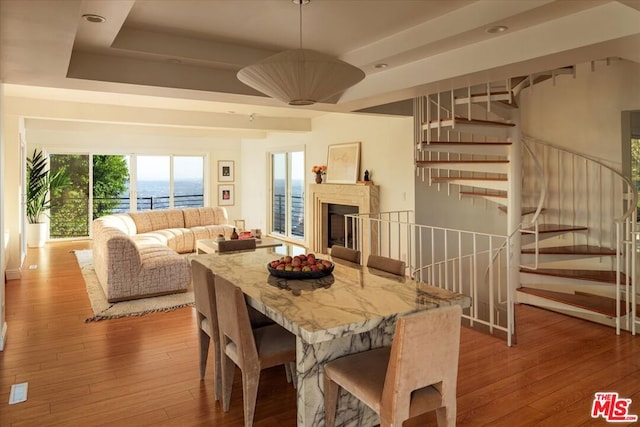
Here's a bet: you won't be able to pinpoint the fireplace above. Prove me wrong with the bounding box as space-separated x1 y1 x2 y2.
327 204 358 248
309 183 379 256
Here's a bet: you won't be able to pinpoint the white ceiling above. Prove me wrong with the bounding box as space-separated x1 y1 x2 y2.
1 0 639 120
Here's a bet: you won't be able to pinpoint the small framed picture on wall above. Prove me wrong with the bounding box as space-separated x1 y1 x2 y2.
218 184 235 206
218 160 234 182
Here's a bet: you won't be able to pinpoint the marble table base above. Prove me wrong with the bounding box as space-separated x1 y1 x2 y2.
296 316 398 427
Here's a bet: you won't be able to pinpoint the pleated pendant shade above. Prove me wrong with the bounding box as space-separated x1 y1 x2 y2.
237 48 365 106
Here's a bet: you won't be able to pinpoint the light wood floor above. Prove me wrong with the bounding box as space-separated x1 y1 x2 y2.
2 241 640 426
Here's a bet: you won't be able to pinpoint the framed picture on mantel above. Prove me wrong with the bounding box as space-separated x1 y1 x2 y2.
325 142 360 184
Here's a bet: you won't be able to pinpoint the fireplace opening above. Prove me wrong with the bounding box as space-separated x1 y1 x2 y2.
327 204 359 248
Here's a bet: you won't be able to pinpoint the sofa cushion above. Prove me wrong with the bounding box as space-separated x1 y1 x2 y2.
183 207 228 228
128 210 186 234
136 228 195 253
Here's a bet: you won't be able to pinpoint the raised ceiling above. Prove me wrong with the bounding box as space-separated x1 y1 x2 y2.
1 0 639 117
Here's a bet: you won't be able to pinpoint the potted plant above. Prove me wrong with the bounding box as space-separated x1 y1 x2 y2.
26 149 70 247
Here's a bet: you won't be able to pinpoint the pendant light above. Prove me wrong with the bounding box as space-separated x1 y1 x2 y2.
237 0 365 106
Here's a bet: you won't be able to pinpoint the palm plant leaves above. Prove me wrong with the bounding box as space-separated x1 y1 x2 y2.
26 149 71 223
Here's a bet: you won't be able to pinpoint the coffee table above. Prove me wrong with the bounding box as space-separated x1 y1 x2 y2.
196 237 283 254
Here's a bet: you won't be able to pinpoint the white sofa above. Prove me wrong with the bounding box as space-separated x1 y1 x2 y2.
92 207 233 302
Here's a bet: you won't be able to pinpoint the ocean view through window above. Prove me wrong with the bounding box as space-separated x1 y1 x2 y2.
271 150 304 240
49 153 205 239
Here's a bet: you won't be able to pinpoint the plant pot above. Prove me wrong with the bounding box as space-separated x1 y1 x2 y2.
27 222 47 248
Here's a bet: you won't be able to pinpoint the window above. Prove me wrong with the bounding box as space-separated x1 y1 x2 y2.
270 150 304 240
49 154 90 238
47 152 205 239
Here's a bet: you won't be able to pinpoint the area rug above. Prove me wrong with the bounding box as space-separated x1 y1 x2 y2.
74 249 194 322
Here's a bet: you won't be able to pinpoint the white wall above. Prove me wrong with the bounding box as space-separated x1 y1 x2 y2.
0 83 6 350
241 112 415 248
520 59 640 165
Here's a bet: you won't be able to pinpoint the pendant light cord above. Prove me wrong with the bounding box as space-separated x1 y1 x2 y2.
299 1 303 49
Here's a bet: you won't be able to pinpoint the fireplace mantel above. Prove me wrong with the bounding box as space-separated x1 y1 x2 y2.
309 183 379 255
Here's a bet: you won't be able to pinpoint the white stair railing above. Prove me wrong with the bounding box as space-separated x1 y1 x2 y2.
345 211 515 346
522 136 637 334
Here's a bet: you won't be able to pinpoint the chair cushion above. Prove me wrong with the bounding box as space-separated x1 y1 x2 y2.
253 324 296 370
324 347 390 413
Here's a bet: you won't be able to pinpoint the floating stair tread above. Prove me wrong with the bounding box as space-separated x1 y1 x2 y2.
459 91 510 96
517 287 628 317
522 245 617 256
523 224 588 233
432 177 507 182
520 268 626 285
455 92 519 109
498 206 543 215
421 141 512 146
459 191 507 198
416 160 509 164
424 117 516 128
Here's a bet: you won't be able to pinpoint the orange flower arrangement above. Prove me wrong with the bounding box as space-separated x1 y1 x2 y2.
311 165 327 175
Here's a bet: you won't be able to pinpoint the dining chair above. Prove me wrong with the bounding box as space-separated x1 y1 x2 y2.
330 245 361 264
217 238 257 253
191 259 223 401
324 304 463 427
214 275 297 427
366 254 406 276
191 259 274 402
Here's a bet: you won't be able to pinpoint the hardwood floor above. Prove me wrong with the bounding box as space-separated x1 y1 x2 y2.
2 241 640 426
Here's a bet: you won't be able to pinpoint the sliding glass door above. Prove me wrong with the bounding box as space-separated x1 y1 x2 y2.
270 150 304 240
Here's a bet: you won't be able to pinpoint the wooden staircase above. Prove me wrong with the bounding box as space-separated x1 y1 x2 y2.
414 67 637 336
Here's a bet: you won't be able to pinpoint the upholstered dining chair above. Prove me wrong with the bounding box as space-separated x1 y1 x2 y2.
191 259 274 403
217 238 256 253
366 254 406 277
324 305 463 427
214 275 297 427
330 245 361 264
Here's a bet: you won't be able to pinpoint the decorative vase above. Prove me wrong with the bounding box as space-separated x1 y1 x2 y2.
315 173 323 184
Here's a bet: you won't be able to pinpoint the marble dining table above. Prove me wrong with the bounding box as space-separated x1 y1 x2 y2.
192 245 471 427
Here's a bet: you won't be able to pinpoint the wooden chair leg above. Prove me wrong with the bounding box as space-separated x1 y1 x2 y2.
324 374 340 427
220 353 235 412
213 338 221 401
242 369 260 427
198 329 210 380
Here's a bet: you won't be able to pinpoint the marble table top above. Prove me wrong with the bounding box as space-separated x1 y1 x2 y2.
190 246 471 344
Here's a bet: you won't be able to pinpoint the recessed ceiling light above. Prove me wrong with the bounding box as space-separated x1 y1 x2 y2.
82 14 106 23
486 25 508 34
374 63 388 69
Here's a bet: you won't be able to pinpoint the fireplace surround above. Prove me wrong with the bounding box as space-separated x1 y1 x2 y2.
309 184 379 259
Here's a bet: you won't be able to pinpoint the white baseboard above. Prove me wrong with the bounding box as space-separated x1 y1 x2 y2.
6 269 21 280
0 321 7 351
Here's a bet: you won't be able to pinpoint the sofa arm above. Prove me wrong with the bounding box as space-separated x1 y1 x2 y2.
94 235 142 298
